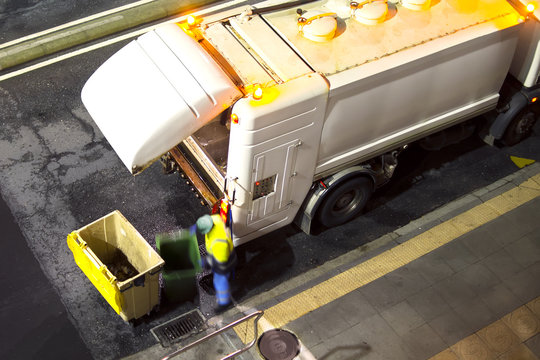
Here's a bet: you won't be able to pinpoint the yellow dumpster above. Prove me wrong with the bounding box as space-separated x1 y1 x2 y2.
67 210 164 321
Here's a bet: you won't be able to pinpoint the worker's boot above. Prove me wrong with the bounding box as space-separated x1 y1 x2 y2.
214 302 232 314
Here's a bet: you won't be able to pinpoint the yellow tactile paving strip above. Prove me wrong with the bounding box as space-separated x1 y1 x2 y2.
431 297 540 360
233 173 540 343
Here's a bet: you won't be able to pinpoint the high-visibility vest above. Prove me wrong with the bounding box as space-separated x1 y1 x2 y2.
205 215 233 264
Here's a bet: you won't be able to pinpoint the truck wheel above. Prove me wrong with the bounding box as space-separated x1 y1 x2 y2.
317 177 373 228
503 108 537 146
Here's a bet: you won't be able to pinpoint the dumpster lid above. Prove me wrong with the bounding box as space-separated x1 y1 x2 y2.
81 23 242 174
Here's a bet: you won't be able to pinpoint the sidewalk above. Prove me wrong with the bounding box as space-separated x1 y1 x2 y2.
285 176 540 360
138 162 540 360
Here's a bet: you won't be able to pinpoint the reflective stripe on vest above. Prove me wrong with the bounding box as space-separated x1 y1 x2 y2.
205 215 233 263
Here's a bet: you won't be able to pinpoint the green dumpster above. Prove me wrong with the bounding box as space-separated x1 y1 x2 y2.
156 229 202 302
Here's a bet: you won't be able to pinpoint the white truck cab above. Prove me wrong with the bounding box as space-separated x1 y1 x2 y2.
82 0 539 245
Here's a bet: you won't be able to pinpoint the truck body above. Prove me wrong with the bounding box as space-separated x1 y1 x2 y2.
82 0 540 245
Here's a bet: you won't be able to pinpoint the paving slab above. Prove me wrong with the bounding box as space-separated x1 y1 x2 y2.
526 333 540 357
459 226 502 259
435 239 481 273
400 323 447 360
359 276 410 313
453 296 499 334
433 273 479 310
428 310 474 347
380 300 425 337
457 263 500 295
505 233 540 268
407 251 456 285
406 286 453 323
479 283 523 319
481 247 526 282
502 269 540 304
484 212 533 247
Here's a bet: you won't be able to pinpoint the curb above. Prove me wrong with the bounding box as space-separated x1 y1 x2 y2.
0 0 221 71
394 161 540 243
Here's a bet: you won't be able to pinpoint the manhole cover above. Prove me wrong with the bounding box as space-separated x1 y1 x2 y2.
258 329 300 360
151 309 206 347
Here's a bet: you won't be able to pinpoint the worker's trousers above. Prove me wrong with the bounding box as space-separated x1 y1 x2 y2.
213 272 231 305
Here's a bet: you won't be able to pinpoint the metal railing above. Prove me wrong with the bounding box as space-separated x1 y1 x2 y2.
161 310 264 360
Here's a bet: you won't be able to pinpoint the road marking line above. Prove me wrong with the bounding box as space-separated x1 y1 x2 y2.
234 173 540 343
2 16 124 57
0 29 146 82
0 0 248 82
511 156 536 169
0 0 155 49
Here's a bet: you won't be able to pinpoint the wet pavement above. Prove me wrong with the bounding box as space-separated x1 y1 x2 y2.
0 192 92 360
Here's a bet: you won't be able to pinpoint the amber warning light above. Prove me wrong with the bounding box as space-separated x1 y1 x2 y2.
527 2 537 12
253 86 263 100
186 15 201 27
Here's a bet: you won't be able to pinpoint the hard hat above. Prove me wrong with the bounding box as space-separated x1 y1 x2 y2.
196 215 214 234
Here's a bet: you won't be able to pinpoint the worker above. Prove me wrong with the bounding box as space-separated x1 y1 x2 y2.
196 214 237 312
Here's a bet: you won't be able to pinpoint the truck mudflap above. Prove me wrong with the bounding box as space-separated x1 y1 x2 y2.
81 23 242 174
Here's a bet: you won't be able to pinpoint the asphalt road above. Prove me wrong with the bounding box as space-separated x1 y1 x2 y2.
1 13 540 360
0 189 93 360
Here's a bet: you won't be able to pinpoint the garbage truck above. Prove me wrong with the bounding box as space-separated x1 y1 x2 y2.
81 0 540 245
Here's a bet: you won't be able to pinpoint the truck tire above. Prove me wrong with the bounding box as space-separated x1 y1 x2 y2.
502 108 537 146
317 177 373 228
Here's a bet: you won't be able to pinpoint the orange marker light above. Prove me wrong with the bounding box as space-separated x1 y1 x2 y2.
253 86 263 100
187 15 197 26
231 113 239 124
532 97 538 103
527 2 536 12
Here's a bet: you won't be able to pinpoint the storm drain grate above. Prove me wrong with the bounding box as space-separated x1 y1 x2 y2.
198 243 207 258
151 309 206 347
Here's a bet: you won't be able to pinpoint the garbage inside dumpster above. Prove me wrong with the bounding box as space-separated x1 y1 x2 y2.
67 210 164 321
105 250 139 282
